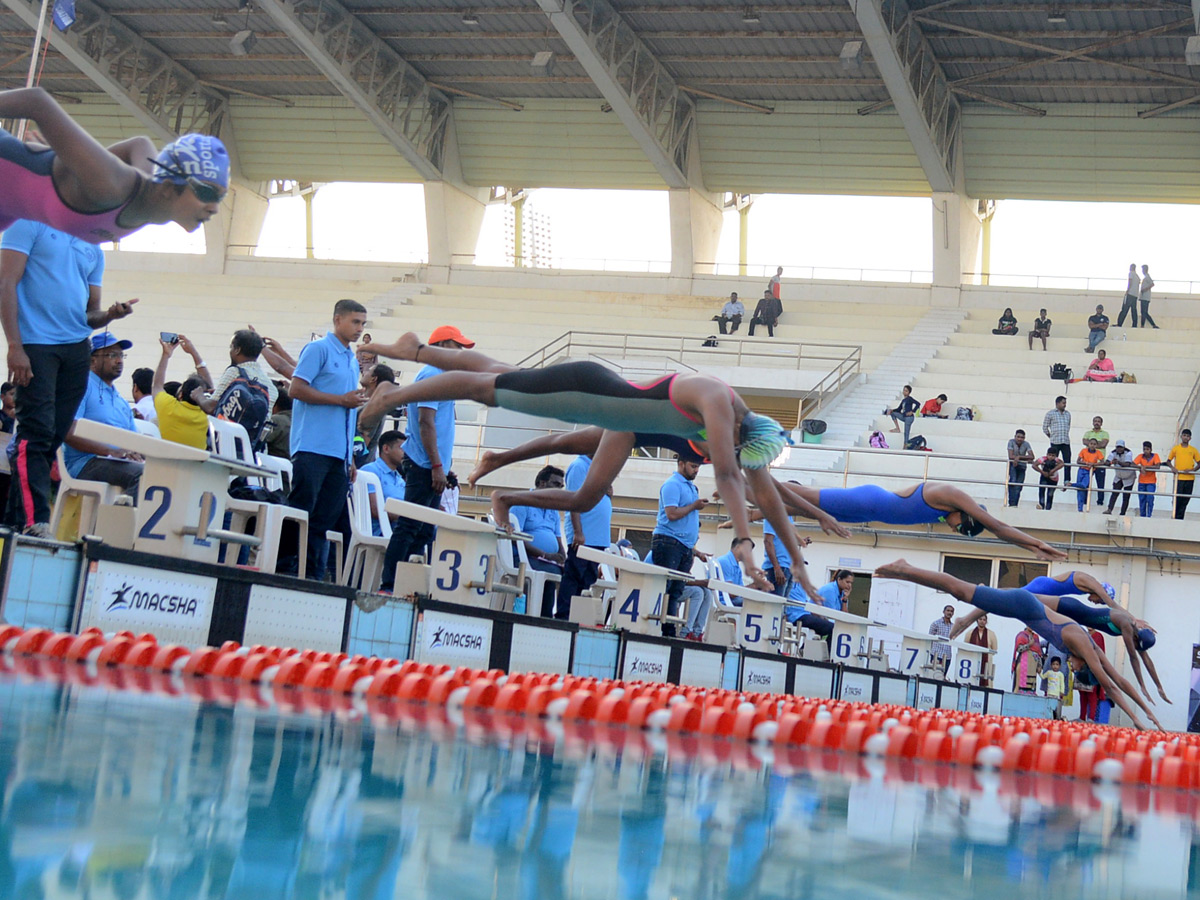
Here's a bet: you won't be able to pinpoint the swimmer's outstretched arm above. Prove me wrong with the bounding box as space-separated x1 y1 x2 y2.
928 484 1068 561
1073 631 1159 730
1120 629 1155 704
358 368 501 432
360 332 519 377
1139 650 1171 705
469 427 605 487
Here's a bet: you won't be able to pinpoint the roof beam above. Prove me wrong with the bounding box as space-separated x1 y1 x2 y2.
850 0 962 193
253 0 453 182
0 0 228 140
534 0 698 189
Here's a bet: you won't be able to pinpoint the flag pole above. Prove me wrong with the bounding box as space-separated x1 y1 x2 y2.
16 0 53 140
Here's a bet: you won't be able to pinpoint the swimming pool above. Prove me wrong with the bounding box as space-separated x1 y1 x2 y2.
0 672 1195 899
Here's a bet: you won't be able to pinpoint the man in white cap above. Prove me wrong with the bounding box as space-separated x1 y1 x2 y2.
1104 439 1137 516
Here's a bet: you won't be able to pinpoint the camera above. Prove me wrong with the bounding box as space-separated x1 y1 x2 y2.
160 332 179 344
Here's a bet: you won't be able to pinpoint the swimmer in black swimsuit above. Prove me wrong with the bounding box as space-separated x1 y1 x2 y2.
358 332 818 597
875 559 1162 730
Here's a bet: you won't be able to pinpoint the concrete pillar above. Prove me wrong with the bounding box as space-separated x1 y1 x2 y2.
205 181 269 270
930 191 982 304
424 182 488 277
669 187 723 278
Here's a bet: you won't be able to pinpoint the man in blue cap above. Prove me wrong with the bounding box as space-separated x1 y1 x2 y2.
62 333 144 497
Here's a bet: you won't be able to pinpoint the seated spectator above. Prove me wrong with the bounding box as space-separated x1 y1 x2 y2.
359 429 406 536
747 289 781 338
264 386 292 459
130 367 155 422
712 292 745 335
885 384 920 444
509 465 567 616
1085 304 1109 353
62 334 143 495
439 470 460 515
152 335 212 449
992 308 1018 335
0 383 14 433
197 329 279 447
1028 307 1052 351
1084 348 1117 382
921 393 948 418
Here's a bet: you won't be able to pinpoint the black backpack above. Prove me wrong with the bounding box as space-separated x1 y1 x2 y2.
1050 362 1072 381
905 435 927 451
215 366 271 452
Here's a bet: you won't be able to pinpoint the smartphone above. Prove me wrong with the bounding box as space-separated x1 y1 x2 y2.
160 331 179 344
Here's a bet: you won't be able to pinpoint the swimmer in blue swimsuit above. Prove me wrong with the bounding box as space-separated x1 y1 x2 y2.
358 332 819 598
875 559 1163 730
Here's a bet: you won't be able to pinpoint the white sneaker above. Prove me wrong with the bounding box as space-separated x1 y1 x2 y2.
23 522 54 539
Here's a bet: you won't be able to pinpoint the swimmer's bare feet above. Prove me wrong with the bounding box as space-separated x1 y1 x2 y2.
490 490 515 532
873 559 911 580
469 450 502 487
362 331 422 362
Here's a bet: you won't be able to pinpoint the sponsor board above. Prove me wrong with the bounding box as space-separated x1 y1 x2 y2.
679 647 723 689
416 610 492 668
510 623 571 675
81 561 216 646
839 670 874 703
876 676 909 707
792 662 834 700
621 640 670 683
245 584 347 653
966 689 987 715
741 657 787 693
915 683 939 711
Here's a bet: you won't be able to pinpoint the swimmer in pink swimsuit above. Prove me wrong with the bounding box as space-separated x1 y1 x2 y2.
0 87 228 243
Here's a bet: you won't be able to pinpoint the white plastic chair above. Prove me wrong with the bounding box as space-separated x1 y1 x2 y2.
343 470 391 590
208 416 308 575
133 419 160 439
514 537 563 614
254 454 293 494
50 445 123 537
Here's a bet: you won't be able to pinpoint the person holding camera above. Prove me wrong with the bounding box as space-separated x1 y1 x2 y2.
152 332 212 449
0 219 137 537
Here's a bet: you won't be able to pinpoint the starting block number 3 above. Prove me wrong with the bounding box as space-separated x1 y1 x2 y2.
434 548 489 596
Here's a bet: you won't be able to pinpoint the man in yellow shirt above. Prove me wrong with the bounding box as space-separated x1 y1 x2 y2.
1168 428 1200 519
152 334 212 449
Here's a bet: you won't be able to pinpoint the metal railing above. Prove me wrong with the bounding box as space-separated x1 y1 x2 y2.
1179 371 1200 437
963 271 1200 295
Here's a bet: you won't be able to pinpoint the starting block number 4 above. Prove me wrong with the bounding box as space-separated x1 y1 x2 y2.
615 588 663 630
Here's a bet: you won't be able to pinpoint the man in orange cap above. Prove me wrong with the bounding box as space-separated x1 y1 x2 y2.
381 325 475 590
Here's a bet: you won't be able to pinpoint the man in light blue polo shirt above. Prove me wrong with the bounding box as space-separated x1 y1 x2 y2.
62 333 143 494
359 430 406 537
0 219 136 535
555 454 612 620
762 516 792 597
380 324 475 591
288 299 367 580
651 455 709 637
510 464 566 616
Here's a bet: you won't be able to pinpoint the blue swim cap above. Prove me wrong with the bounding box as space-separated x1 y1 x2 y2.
1135 628 1156 651
737 412 791 469
151 134 230 189
1101 581 1116 602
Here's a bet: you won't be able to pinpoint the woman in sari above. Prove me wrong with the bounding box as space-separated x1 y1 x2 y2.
1012 626 1043 694
1084 348 1118 382
966 614 999 687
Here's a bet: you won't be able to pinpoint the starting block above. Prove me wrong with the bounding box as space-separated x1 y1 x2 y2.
577 546 691 636
810 604 885 668
889 627 946 678
948 639 994 685
705 580 785 654
384 498 526 607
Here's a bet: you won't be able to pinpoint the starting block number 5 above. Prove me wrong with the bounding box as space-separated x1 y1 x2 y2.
741 613 780 648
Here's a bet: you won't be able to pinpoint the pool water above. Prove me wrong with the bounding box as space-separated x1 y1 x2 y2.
0 673 1197 899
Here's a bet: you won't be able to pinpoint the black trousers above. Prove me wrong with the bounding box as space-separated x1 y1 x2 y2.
1050 442 1071 483
713 314 741 334
1091 466 1106 506
1038 476 1058 509
651 533 693 637
554 544 604 620
1176 479 1194 519
381 459 442 590
747 315 775 337
6 340 90 529
1105 476 1133 515
1140 299 1158 328
1116 293 1138 327
290 451 351 581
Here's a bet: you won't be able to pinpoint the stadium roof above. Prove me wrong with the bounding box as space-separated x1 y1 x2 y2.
3 0 1200 200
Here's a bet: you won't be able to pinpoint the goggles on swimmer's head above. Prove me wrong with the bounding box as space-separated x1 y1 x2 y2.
735 413 791 470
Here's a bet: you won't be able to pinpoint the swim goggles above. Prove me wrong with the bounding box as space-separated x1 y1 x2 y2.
148 157 227 204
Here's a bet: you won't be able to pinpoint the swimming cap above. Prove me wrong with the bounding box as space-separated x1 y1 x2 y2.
736 413 791 469
1101 581 1116 602
151 134 230 188
1135 628 1156 651
954 505 987 537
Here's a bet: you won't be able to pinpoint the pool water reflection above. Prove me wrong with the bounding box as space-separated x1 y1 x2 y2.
0 674 1197 899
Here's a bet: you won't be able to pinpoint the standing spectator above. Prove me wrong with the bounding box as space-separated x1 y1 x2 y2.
1006 428 1034 507
1028 307 1052 351
1168 429 1200 519
761 515 792 597
1044 657 1065 718
886 385 920 445
509 465 566 617
1034 446 1064 510
61 334 143 497
1084 348 1117 383
1042 395 1071 483
1084 304 1109 353
1139 265 1159 329
265 388 292 459
1012 626 1043 694
359 430 406 537
768 265 783 301
1075 438 1103 512
928 604 955 676
1081 415 1109 506
1117 263 1139 328
966 614 998 687
0 219 138 536
991 308 1018 335
747 289 780 337
921 393 948 418
712 292 744 335
356 332 378 374
288 299 367 581
439 471 460 515
1103 439 1137 515
1134 440 1162 518
131 367 155 422
651 454 708 636
555 454 613 621
380 325 474 590
151 334 211 450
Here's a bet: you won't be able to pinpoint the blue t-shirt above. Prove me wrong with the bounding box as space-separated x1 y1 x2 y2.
510 505 562 557
360 459 405 536
762 518 792 571
563 455 611 546
653 471 700 545
63 371 136 477
817 581 843 610
289 332 359 462
1 219 103 345
403 365 455 470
